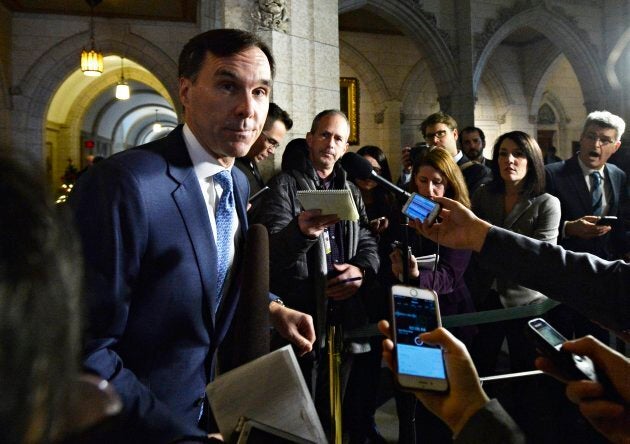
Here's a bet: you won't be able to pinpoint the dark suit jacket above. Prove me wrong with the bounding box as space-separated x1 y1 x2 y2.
545 155 630 259
70 125 249 442
235 156 264 195
457 152 492 195
480 227 630 332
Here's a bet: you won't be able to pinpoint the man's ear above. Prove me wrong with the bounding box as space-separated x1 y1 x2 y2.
306 132 313 148
179 77 191 107
452 128 458 141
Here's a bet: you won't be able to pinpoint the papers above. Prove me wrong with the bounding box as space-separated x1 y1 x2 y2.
297 189 359 221
415 253 438 270
206 345 326 443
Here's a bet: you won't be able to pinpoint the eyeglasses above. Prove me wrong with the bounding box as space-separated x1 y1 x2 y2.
583 133 615 147
262 132 280 149
424 130 448 141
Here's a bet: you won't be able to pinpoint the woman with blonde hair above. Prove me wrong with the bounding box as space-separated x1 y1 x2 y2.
390 148 477 444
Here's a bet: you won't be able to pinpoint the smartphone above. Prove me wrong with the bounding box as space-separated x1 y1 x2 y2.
248 186 270 203
596 216 617 226
390 285 448 392
402 193 441 224
526 318 598 382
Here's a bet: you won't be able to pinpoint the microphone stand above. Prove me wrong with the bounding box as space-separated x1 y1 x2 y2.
327 301 343 444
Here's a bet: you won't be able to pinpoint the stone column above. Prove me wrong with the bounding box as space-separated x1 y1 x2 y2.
382 99 403 176
218 0 342 178
450 0 475 128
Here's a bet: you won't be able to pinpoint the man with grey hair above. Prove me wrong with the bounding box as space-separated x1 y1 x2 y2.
545 110 629 340
253 109 379 431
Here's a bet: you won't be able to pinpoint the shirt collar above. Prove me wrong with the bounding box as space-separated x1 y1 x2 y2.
453 150 464 163
183 124 231 181
577 155 606 178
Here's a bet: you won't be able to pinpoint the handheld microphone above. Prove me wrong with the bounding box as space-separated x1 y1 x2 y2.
340 152 411 199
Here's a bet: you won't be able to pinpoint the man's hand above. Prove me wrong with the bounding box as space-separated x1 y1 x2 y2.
411 196 491 253
298 209 340 238
564 216 611 239
378 321 490 437
369 216 389 235
326 263 363 301
389 247 419 280
269 303 315 356
535 336 630 443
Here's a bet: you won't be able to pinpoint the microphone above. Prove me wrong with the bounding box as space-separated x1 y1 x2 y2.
340 151 411 199
219 224 270 371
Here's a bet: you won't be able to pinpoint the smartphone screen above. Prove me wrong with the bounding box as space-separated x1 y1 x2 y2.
529 318 565 351
402 193 440 224
392 287 448 391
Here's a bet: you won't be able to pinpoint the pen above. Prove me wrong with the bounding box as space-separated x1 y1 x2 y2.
328 276 363 287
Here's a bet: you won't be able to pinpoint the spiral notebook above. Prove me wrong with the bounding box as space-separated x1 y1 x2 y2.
296 189 360 221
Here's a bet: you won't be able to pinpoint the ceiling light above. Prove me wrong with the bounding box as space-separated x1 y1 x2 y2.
152 109 162 132
80 2 103 76
115 57 130 100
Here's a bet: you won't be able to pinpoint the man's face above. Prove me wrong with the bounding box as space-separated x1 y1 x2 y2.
179 46 272 167
424 123 458 157
306 114 349 176
578 124 620 169
248 119 288 162
461 130 484 160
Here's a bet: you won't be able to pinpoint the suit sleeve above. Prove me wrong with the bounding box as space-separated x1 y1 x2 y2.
479 226 630 331
69 162 203 442
530 194 561 244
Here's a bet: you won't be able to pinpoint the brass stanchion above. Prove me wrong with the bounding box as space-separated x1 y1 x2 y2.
328 323 343 443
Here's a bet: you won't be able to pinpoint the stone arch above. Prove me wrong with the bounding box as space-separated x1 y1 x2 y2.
479 64 512 122
529 53 565 122
339 39 389 106
606 27 630 90
474 5 607 112
339 0 457 101
12 27 179 163
539 91 570 125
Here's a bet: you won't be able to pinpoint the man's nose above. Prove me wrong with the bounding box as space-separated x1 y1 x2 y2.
235 92 256 118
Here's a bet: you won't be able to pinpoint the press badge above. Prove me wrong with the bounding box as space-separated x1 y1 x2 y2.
323 228 332 254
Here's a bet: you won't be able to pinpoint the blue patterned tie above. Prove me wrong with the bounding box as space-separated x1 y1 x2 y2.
591 171 603 216
213 170 235 306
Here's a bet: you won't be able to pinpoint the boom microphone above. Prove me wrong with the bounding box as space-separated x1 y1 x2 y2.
341 151 411 199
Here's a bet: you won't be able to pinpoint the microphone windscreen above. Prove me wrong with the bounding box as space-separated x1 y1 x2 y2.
340 152 374 179
219 224 270 371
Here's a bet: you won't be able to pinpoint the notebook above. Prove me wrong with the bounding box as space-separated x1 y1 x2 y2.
296 189 360 221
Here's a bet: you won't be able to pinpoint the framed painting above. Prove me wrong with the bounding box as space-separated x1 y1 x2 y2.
340 77 359 145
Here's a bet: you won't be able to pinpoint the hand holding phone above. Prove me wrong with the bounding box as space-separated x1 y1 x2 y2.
390 285 448 391
526 318 599 382
596 216 617 226
402 193 441 225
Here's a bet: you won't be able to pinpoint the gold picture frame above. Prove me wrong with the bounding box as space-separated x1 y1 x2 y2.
340 77 359 145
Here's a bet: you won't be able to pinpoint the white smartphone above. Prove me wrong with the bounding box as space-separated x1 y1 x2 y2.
402 192 441 224
390 285 448 392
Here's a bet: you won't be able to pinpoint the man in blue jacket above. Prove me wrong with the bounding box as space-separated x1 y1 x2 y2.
70 29 315 443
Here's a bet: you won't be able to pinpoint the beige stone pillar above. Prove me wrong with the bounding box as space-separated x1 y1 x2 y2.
215 0 342 179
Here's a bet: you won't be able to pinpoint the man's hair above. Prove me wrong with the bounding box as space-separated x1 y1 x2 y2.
265 102 293 131
489 131 546 198
420 111 458 138
309 109 349 134
178 28 275 81
459 126 486 147
582 111 626 142
0 155 82 443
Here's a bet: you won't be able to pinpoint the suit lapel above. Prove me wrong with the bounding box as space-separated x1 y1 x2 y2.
604 165 620 214
165 128 219 323
566 157 592 213
504 198 533 229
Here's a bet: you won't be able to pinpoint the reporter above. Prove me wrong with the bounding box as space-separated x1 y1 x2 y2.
378 322 525 444
535 336 629 443
411 196 630 333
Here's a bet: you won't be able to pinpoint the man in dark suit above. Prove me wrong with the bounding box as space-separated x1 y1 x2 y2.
420 112 491 195
545 111 629 339
459 126 490 166
235 102 292 196
70 29 314 443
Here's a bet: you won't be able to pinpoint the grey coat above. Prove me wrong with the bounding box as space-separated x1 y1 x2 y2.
472 185 561 307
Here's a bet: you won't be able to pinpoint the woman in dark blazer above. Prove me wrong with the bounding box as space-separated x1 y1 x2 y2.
469 131 560 374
